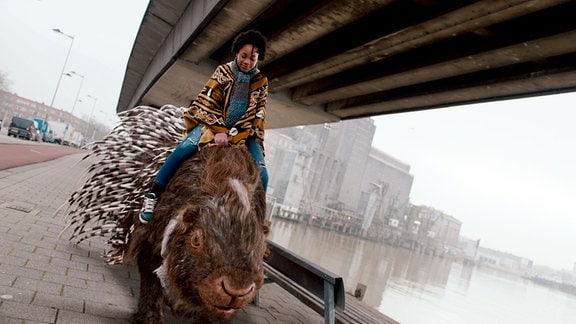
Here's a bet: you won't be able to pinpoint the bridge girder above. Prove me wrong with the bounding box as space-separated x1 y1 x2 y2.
118 0 576 128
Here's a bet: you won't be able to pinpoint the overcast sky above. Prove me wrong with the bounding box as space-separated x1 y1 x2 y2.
0 0 149 125
1 0 574 270
372 97 576 270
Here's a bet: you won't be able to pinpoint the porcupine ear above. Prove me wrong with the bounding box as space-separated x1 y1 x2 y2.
60 105 186 264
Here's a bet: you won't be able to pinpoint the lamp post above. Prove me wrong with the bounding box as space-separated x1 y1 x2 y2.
62 71 84 142
49 29 75 107
85 94 98 142
98 109 110 125
64 71 84 116
42 28 75 137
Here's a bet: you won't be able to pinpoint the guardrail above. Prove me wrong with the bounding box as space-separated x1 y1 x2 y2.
263 240 345 324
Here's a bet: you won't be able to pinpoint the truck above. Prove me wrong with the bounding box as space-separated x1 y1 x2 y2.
62 126 84 147
70 131 85 148
34 118 51 142
45 121 69 144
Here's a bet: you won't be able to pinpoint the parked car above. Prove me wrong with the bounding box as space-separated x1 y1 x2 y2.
7 116 37 140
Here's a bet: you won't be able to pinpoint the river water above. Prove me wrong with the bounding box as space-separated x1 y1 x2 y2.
268 219 576 324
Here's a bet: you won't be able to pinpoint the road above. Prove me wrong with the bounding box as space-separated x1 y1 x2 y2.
0 133 84 170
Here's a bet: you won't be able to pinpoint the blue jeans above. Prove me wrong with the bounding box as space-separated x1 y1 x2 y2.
246 136 268 191
151 126 268 194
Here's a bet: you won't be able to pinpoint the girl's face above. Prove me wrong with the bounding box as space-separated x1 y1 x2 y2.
236 44 259 72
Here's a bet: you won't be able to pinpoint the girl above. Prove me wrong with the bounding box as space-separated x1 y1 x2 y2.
140 30 269 223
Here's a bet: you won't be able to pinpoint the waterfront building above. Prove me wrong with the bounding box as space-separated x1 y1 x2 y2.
476 246 533 273
402 204 462 254
359 149 413 233
266 119 415 239
458 236 481 263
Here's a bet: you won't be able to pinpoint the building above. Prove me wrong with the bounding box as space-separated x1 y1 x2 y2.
402 204 462 255
359 149 413 234
0 90 108 143
265 118 415 239
476 246 533 273
458 236 481 263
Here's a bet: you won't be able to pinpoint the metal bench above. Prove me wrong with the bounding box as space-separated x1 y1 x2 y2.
263 240 345 324
260 240 399 323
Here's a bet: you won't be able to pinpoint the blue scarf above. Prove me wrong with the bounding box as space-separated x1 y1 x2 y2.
225 60 258 128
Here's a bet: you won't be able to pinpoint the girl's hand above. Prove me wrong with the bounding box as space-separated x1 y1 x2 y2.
214 133 229 146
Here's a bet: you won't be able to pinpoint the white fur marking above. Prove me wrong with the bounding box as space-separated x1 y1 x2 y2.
154 263 169 291
230 179 250 215
161 216 180 258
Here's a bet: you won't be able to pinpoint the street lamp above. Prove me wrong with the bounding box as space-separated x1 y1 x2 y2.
85 94 98 141
98 109 109 125
64 71 85 116
42 28 75 136
62 71 84 141
49 29 75 107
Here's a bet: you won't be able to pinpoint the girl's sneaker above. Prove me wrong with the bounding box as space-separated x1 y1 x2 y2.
139 192 157 223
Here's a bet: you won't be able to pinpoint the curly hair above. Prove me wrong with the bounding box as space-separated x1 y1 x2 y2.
232 30 267 61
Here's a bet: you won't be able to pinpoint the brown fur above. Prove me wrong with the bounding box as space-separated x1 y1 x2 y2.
126 146 267 323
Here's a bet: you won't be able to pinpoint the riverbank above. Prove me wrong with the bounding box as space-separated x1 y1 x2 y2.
526 275 576 296
268 219 576 323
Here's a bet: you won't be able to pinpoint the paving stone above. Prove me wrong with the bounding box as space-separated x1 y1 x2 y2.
13 277 63 296
57 309 129 324
0 300 57 323
33 292 85 313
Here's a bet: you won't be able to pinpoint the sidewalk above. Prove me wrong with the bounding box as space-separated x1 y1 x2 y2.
0 153 324 323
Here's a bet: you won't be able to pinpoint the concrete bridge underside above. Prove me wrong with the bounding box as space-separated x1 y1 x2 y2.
117 0 576 129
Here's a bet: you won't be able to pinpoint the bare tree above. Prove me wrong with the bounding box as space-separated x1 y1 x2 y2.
1 71 13 128
0 71 12 92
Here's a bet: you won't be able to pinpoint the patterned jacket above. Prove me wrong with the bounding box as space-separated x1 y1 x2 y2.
183 61 268 154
